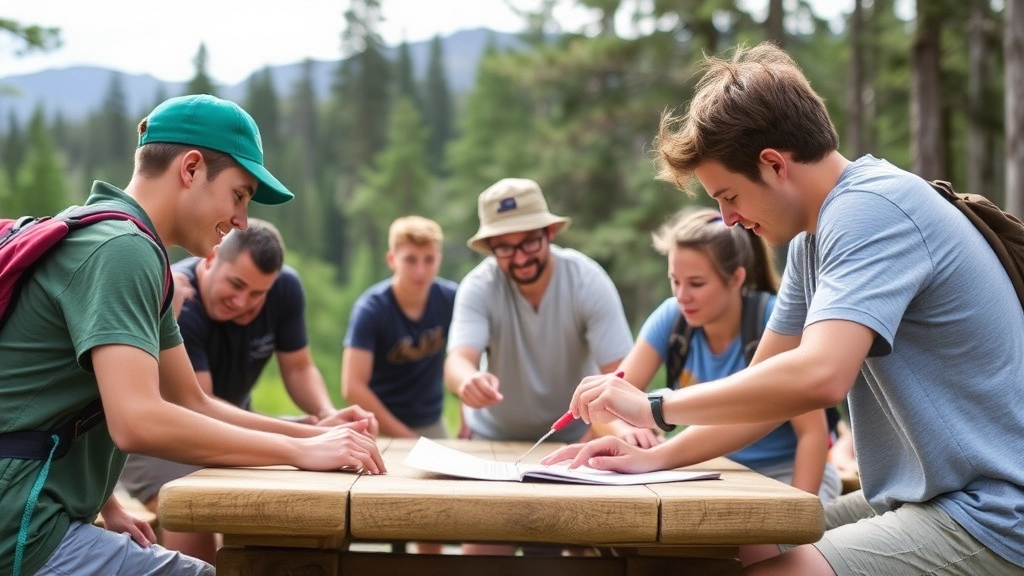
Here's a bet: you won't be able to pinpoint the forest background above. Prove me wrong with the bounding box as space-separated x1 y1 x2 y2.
3 0 1023 432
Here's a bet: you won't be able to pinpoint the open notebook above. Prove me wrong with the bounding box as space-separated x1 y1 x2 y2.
403 437 720 486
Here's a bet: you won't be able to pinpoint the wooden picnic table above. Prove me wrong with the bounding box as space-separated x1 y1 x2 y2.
159 438 824 575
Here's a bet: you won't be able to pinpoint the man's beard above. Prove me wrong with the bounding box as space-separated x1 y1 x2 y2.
508 256 547 285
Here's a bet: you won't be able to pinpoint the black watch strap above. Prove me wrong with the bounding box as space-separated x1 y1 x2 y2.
648 393 676 433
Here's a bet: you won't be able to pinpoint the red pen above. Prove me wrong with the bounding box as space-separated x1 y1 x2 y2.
513 370 625 465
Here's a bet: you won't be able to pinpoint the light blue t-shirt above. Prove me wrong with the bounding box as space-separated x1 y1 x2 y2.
769 155 1024 567
638 296 797 470
448 245 634 442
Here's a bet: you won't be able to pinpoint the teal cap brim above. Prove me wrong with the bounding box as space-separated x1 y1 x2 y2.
235 157 294 205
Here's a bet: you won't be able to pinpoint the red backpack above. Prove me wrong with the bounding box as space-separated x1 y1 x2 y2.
0 204 172 460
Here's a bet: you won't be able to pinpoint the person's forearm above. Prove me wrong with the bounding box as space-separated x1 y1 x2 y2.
789 410 829 494
444 354 478 395
112 397 305 466
283 367 335 418
345 386 416 438
664 347 846 426
191 393 321 438
652 421 781 469
790 433 827 495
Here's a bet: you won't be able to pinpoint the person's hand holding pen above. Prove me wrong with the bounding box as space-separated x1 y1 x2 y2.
456 371 503 408
570 371 656 429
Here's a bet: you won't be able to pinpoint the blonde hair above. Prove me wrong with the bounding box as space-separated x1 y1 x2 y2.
388 215 443 251
654 43 838 195
652 208 779 293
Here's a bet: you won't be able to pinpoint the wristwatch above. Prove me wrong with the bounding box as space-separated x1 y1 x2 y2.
648 393 676 433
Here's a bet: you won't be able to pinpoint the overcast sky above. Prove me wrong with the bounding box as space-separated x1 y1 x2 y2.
1 0 855 84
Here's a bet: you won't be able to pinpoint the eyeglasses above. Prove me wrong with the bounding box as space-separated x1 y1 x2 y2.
490 235 546 259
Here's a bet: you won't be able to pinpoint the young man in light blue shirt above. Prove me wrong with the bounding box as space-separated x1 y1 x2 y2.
545 43 1024 576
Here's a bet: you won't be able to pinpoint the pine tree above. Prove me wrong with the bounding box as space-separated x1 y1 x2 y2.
99 72 133 162
324 0 392 272
0 165 11 218
394 40 421 111
349 96 431 278
283 59 327 257
1 111 25 189
13 106 69 216
244 67 282 156
185 43 218 96
423 35 453 176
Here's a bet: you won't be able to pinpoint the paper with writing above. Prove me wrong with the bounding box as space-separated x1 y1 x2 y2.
403 437 720 486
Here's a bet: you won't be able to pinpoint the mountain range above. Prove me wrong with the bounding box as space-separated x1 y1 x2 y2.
0 28 519 128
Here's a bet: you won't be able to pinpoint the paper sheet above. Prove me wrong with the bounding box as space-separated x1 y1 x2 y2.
403 437 720 486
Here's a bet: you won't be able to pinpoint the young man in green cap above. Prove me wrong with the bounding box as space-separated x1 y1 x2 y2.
0 94 384 576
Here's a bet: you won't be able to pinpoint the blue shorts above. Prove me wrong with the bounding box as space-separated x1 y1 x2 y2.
34 521 213 576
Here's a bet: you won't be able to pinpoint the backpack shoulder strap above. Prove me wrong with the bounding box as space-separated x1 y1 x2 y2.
930 180 1024 311
665 312 694 390
0 206 172 462
58 205 174 316
740 291 772 364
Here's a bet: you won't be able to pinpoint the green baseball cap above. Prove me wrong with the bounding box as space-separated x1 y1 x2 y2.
138 94 293 205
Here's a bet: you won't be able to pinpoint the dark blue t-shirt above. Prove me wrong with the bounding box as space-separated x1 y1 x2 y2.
343 277 457 427
175 257 308 409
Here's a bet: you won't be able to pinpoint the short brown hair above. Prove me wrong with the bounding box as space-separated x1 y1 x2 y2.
388 216 443 251
134 141 239 181
655 43 838 194
218 218 285 275
652 208 779 293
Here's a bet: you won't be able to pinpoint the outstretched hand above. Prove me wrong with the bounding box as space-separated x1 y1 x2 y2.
540 436 658 474
457 371 503 408
571 373 654 429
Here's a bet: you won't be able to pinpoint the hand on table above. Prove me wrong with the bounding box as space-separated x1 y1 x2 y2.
295 425 387 474
540 435 659 474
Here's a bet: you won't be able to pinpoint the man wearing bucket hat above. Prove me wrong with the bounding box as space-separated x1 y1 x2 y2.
446 178 633 444
445 178 633 555
0 95 383 576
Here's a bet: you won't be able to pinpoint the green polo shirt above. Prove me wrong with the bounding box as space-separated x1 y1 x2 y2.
0 181 181 575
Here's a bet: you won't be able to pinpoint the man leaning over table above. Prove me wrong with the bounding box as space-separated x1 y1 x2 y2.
121 218 379 565
0 94 383 576
444 177 634 556
543 43 1024 576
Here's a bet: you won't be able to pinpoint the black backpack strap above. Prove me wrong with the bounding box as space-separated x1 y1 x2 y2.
666 290 772 388
665 313 693 390
0 399 105 460
740 291 772 364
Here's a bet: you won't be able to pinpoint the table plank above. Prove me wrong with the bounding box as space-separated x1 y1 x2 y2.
654 458 825 545
159 466 356 541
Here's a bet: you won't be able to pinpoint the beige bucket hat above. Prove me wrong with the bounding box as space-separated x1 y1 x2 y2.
467 178 572 254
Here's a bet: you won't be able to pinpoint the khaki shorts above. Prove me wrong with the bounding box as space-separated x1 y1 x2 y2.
812 490 1024 575
412 419 449 439
120 453 202 505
